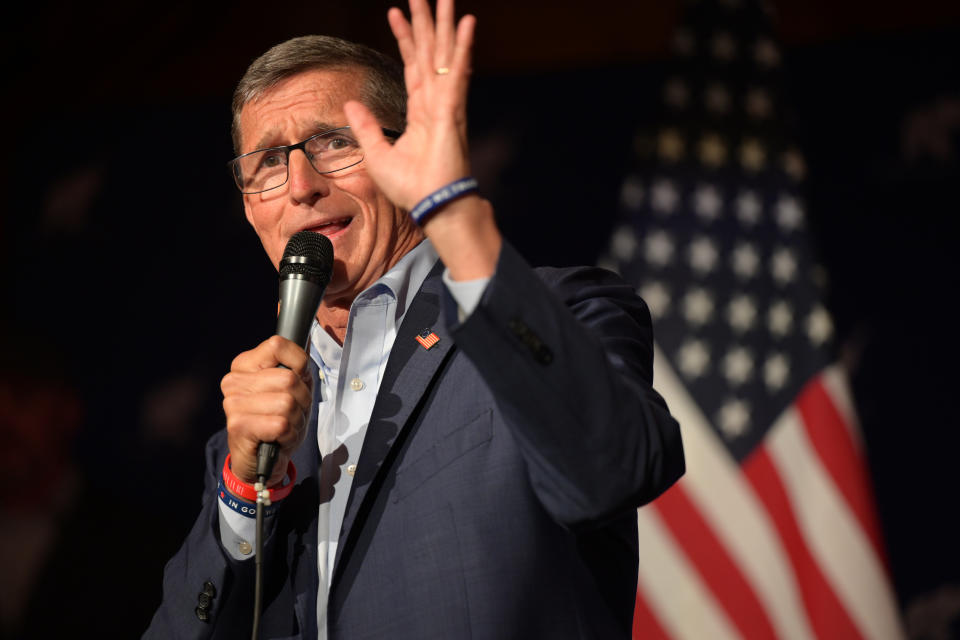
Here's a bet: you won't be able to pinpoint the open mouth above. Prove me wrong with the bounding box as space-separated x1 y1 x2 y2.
306 217 352 239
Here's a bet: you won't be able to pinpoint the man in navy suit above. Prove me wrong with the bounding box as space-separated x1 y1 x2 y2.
145 0 684 637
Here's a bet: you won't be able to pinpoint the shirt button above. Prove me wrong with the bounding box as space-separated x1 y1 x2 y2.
347 464 357 476
238 540 253 555
350 377 364 391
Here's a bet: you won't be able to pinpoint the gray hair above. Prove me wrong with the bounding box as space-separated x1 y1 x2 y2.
231 35 406 153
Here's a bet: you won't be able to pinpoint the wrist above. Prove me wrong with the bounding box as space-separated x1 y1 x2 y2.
222 453 297 503
424 195 501 281
218 475 280 518
409 177 479 225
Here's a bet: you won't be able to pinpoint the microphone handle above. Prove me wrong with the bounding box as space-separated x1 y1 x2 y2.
257 277 326 483
276 277 325 349
257 442 280 481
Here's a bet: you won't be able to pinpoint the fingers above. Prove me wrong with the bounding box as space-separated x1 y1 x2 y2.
221 371 311 429
450 13 475 118
408 0 436 75
434 0 456 69
222 336 313 483
388 7 420 89
224 393 308 484
344 100 394 173
372 0 477 209
451 13 475 79
391 0 471 80
230 334 310 376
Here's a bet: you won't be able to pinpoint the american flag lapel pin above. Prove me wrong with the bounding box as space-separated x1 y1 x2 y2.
415 328 440 350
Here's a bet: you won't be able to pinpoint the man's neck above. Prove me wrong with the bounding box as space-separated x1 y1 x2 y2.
314 223 427 346
316 301 351 346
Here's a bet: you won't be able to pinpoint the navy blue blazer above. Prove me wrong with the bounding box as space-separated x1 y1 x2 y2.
145 242 684 639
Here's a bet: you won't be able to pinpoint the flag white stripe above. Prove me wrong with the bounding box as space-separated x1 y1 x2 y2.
650 345 816 640
767 408 905 640
636 508 741 640
820 364 863 449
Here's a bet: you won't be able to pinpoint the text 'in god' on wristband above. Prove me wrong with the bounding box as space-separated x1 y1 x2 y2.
221 453 297 503
408 177 479 224
218 477 279 518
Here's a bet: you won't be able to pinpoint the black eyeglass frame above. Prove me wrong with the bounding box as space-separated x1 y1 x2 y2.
229 126 401 195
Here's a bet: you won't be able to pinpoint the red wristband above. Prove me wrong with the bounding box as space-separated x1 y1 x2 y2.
222 453 297 503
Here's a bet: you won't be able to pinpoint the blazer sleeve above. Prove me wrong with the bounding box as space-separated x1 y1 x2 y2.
142 431 257 640
448 241 684 530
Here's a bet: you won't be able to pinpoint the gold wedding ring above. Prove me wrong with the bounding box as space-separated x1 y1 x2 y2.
435 67 450 75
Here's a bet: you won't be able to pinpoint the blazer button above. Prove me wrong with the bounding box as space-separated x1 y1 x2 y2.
203 581 217 598
195 606 210 622
198 592 212 609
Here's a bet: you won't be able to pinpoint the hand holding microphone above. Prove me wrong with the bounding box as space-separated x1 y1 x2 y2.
221 231 333 486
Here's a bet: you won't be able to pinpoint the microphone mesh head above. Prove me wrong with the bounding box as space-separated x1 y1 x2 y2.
279 231 334 283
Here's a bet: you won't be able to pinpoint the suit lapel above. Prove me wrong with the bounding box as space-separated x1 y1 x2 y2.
331 262 454 585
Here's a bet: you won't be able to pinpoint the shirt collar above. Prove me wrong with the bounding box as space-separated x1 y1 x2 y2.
309 239 439 371
373 238 439 321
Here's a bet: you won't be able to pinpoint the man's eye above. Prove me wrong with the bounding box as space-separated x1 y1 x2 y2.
258 152 284 170
326 135 358 151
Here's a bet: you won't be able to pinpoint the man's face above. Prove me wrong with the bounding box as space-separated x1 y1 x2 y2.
238 68 421 304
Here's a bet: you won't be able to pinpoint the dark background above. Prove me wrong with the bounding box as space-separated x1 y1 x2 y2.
2 1 959 637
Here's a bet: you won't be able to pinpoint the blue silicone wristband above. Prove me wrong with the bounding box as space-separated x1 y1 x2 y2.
218 477 278 519
409 177 479 224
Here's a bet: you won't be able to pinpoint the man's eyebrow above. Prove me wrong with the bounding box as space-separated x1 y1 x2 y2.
312 121 341 134
252 127 281 152
252 121 343 152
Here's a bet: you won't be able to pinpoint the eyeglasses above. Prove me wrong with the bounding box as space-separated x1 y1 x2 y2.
229 126 400 194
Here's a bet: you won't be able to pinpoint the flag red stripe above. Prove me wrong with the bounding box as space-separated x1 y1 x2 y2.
654 484 779 639
415 334 438 349
743 448 864 640
795 377 887 566
632 588 672 640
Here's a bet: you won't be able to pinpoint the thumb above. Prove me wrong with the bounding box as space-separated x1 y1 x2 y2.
344 100 392 162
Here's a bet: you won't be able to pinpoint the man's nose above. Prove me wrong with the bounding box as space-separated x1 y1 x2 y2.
287 150 330 202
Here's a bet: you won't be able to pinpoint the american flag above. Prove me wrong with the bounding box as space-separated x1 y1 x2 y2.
415 329 440 350
598 1 904 638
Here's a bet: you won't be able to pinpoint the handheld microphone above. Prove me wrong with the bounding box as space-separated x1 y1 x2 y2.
256 230 334 480
252 231 332 640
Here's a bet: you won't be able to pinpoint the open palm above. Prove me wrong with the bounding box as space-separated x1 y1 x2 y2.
345 0 476 213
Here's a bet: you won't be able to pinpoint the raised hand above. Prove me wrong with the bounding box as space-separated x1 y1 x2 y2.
344 0 475 212
345 0 502 282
